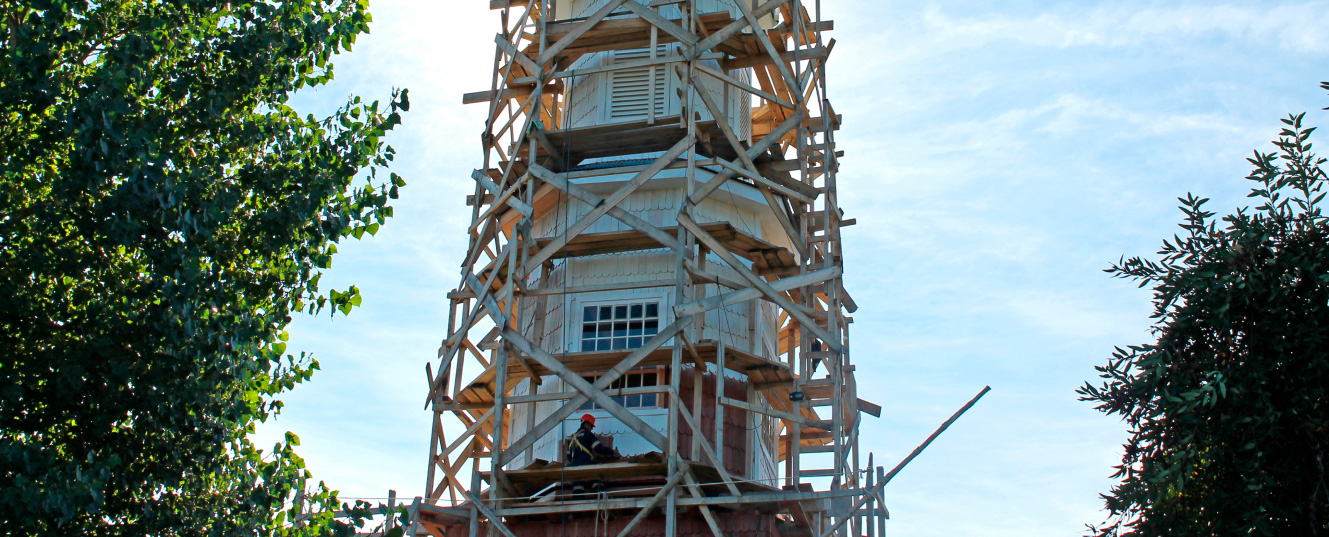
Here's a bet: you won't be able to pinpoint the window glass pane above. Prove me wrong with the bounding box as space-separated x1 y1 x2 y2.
583 302 661 355
643 372 656 386
641 393 657 407
625 394 640 407
627 374 641 388
580 400 593 410
612 395 625 406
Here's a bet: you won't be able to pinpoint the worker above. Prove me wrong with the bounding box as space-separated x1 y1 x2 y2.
565 414 616 495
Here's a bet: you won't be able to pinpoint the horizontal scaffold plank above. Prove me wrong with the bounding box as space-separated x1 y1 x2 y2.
533 116 744 166
479 460 777 496
529 221 796 273
537 12 739 60
453 340 793 406
451 485 870 519
459 221 798 298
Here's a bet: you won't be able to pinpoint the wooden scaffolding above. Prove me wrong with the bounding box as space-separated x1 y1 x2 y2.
415 1 889 536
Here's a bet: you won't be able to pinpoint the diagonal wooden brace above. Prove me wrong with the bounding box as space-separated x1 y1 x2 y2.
463 271 541 382
461 489 518 537
681 469 726 537
620 1 698 48
529 127 565 171
674 266 840 317
736 0 805 106
496 317 692 465
695 62 794 109
501 329 668 451
687 69 806 257
672 390 743 497
537 0 631 66
439 406 496 461
527 163 687 256
693 0 786 57
678 211 842 352
426 279 514 407
615 468 686 537
520 133 695 277
469 170 533 233
494 33 541 79
687 109 805 207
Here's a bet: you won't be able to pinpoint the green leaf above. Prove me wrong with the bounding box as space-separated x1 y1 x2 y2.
1082 89 1329 535
0 1 407 533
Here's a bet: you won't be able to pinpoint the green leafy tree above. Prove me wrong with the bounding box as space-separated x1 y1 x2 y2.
1080 87 1329 536
0 0 407 534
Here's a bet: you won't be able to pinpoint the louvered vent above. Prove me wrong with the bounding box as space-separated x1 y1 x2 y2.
609 47 669 121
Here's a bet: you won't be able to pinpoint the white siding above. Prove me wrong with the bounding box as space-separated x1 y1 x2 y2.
526 0 776 475
750 393 780 485
560 0 754 146
506 374 588 468
533 185 764 239
565 54 607 129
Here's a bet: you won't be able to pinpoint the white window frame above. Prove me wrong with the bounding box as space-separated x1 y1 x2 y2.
575 297 665 353
578 368 665 411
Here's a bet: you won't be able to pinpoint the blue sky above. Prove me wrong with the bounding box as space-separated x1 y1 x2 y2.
251 1 1329 535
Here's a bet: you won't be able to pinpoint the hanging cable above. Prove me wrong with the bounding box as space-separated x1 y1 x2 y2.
557 61 577 537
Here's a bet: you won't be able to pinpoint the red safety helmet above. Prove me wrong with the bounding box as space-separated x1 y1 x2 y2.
581 413 596 427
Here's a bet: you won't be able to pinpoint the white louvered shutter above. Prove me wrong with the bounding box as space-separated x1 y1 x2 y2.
609 47 669 121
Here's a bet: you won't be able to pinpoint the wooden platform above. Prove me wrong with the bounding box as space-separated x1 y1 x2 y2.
449 339 831 440
453 340 793 407
536 116 746 168
480 460 779 499
466 221 799 297
532 221 798 275
537 12 748 60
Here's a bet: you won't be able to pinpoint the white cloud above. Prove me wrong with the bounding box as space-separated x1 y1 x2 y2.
1002 289 1140 340
923 3 1329 53
1029 93 1252 138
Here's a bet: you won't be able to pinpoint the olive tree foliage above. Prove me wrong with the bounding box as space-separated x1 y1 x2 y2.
0 0 407 534
1080 90 1329 536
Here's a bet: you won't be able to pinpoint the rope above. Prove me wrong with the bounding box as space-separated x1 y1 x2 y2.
592 489 608 537
557 58 577 537
598 489 611 537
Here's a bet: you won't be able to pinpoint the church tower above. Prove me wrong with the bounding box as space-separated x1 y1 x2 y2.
416 2 884 535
